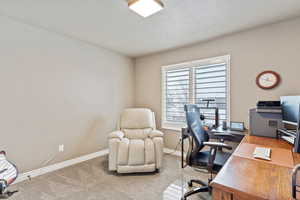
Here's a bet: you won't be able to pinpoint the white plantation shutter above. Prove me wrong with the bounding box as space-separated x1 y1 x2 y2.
165 68 190 122
161 55 230 130
162 66 192 129
194 63 228 125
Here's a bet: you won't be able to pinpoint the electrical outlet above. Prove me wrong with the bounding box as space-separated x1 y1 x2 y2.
59 144 64 152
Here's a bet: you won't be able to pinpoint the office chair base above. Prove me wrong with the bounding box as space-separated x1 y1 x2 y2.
181 186 209 200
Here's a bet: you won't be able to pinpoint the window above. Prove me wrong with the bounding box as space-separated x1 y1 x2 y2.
161 55 230 130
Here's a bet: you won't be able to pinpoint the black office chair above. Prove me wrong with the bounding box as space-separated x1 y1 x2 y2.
182 104 233 200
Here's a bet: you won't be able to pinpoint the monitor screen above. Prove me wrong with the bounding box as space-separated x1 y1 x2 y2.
281 96 300 125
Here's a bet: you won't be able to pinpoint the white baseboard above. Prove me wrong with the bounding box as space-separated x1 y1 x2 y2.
15 148 179 184
163 148 182 157
15 149 109 184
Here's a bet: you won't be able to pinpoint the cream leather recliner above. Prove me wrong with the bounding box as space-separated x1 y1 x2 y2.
108 108 164 173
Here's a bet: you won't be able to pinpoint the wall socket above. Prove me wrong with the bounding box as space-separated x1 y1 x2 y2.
59 144 64 152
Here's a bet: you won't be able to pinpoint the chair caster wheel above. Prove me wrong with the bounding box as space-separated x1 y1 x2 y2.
188 181 193 187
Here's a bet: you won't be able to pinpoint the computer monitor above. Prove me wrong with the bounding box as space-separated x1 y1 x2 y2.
281 96 300 126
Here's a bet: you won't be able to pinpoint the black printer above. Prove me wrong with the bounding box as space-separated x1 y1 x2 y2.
256 101 281 113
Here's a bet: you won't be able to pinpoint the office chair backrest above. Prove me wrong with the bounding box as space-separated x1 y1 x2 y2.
184 104 209 153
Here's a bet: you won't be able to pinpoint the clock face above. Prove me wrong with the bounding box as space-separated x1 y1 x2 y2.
256 71 280 89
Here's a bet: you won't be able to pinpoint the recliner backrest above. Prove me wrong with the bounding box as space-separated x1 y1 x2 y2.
184 104 209 152
120 108 155 129
119 108 156 139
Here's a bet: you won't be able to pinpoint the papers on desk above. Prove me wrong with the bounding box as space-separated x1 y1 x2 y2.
253 147 271 161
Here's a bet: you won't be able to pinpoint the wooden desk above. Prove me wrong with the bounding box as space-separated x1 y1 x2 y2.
211 135 299 200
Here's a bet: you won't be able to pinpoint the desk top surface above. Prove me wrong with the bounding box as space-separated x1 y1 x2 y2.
211 135 299 200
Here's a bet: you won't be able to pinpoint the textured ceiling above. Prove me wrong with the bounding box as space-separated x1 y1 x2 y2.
0 0 300 57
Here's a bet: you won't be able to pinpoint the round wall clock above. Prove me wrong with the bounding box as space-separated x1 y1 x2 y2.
256 70 280 89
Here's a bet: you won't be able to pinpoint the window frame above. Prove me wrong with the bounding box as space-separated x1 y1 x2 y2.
161 55 231 131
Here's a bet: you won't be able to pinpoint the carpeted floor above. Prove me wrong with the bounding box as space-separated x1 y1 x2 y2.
9 155 211 200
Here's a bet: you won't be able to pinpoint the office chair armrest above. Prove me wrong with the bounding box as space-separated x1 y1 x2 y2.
203 142 232 150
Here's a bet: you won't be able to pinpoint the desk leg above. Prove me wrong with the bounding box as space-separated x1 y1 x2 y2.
181 136 184 168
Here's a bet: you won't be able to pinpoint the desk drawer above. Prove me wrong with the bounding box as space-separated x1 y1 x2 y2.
212 188 233 200
213 188 267 200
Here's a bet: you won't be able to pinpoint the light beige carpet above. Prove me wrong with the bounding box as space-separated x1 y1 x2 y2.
9 155 211 200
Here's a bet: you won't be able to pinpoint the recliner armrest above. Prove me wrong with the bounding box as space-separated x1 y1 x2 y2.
149 130 164 138
108 131 125 140
203 142 232 150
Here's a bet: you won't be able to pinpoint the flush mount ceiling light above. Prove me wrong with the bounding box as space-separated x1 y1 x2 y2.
128 0 164 18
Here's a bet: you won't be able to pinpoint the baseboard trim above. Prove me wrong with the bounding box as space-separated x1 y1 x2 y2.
163 148 182 157
15 148 179 184
15 149 109 184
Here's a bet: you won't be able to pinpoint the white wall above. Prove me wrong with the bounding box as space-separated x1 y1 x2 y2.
0 16 134 172
135 17 300 149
